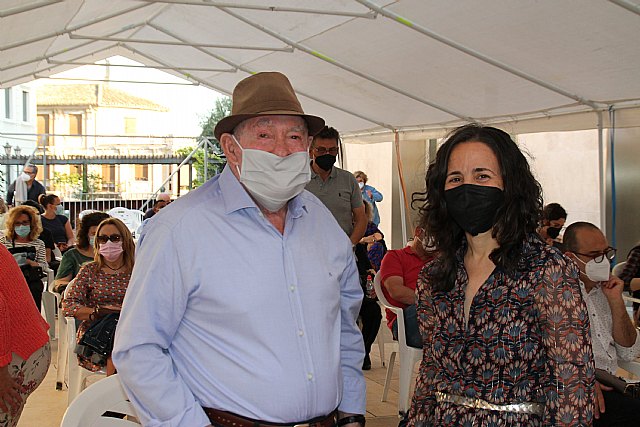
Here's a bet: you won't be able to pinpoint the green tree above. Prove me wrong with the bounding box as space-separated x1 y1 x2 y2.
52 172 102 197
179 96 231 187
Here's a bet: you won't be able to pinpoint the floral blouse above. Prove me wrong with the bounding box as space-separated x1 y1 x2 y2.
408 235 595 426
62 262 131 372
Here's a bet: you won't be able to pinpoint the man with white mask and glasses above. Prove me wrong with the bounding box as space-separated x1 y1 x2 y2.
113 72 366 427
564 222 640 426
6 164 45 207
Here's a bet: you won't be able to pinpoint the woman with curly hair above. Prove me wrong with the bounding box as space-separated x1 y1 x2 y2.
407 124 595 426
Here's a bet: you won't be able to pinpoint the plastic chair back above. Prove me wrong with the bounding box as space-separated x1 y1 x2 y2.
60 374 140 426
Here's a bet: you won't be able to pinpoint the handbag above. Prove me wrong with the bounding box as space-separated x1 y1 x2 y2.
76 312 119 366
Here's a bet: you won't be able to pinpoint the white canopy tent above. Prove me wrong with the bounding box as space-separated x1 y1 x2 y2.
2 0 640 243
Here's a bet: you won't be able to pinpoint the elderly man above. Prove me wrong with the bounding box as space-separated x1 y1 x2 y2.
6 164 45 206
564 222 640 426
143 193 170 220
113 72 366 427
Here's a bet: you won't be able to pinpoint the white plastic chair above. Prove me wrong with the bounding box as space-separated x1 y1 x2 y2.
107 207 143 238
40 267 57 340
66 315 106 405
374 303 394 367
60 374 140 426
373 272 422 415
619 360 640 378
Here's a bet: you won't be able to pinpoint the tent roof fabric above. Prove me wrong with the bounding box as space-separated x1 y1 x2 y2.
2 0 639 135
37 84 168 111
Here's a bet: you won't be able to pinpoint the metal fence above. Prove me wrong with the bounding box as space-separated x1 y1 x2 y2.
59 192 155 228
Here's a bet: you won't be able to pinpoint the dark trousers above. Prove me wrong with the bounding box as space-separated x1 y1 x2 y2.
359 297 382 357
594 389 640 426
27 279 43 311
391 304 423 349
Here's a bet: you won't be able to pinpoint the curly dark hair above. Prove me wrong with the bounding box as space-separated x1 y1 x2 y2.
542 203 567 222
76 211 110 249
412 124 543 292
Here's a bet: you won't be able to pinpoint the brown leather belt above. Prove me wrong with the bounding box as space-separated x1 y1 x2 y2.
203 408 337 427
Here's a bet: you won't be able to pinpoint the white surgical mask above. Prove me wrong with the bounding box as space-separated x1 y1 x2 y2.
232 135 311 212
358 182 365 190
19 172 31 181
574 255 610 283
55 204 64 215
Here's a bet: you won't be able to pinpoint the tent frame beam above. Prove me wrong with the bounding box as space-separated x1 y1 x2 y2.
68 34 294 52
608 0 640 16
0 3 151 51
137 26 394 130
217 6 472 122
45 59 234 73
0 0 63 18
356 0 601 110
137 0 376 19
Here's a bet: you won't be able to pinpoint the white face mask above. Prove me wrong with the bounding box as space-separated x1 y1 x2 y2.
19 172 31 181
358 181 365 190
232 135 311 212
574 255 610 283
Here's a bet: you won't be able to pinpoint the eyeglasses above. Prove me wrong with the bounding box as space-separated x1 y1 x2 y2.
314 147 339 155
574 247 617 263
14 220 30 226
96 234 122 244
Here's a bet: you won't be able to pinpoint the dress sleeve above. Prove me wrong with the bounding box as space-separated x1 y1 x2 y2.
61 264 93 317
407 267 437 426
533 257 595 426
34 239 47 270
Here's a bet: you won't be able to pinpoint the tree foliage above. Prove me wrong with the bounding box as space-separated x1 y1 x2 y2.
179 96 232 188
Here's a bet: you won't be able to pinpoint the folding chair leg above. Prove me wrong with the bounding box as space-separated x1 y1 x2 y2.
382 351 396 402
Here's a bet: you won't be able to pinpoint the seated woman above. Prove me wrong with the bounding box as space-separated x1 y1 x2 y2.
0 245 51 427
39 194 74 253
618 241 640 324
0 206 49 309
62 218 135 375
54 211 110 294
358 201 386 271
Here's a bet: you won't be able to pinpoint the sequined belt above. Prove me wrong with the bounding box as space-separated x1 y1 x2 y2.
435 392 544 416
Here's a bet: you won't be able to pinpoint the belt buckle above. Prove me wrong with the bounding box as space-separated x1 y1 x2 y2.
293 424 310 427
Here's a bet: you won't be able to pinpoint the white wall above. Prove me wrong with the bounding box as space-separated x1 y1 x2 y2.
518 129 601 228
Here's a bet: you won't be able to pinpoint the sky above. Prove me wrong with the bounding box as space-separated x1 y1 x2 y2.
33 56 224 145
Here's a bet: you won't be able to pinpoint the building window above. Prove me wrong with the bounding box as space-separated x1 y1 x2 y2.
124 117 137 135
69 114 83 135
4 88 11 119
22 91 28 122
135 164 148 181
37 114 50 146
102 165 116 191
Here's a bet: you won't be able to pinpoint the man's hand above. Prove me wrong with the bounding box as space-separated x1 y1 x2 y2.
366 190 373 199
0 366 25 414
601 275 625 302
594 380 613 419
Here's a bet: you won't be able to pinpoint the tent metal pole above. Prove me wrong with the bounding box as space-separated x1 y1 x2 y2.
394 131 409 245
597 111 607 233
144 25 394 129
0 4 150 51
35 76 199 86
357 0 602 110
137 0 376 18
217 6 472 121
608 0 640 16
0 0 63 18
68 34 294 52
45 59 235 73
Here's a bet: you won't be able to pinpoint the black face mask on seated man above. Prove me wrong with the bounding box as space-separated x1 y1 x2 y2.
314 154 337 171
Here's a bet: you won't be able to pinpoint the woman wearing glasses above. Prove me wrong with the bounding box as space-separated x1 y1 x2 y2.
62 218 135 375
407 124 594 426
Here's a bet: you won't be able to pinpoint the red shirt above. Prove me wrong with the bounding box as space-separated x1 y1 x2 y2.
0 245 50 365
379 245 431 329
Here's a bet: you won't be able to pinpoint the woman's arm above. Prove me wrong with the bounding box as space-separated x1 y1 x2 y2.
368 186 383 202
407 269 437 426
61 266 94 320
64 219 75 247
34 239 48 270
534 257 595 426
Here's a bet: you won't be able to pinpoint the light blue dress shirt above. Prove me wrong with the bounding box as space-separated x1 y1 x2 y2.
112 166 366 427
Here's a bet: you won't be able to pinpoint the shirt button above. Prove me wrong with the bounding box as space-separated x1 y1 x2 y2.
307 373 313 381
290 285 296 292
298 329 304 336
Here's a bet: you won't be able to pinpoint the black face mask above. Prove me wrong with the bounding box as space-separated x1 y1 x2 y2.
314 154 337 171
546 226 562 239
444 184 504 236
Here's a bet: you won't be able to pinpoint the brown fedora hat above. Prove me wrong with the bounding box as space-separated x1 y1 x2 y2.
214 72 325 140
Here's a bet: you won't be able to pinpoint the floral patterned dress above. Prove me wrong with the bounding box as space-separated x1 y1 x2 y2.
62 262 130 372
407 235 595 426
